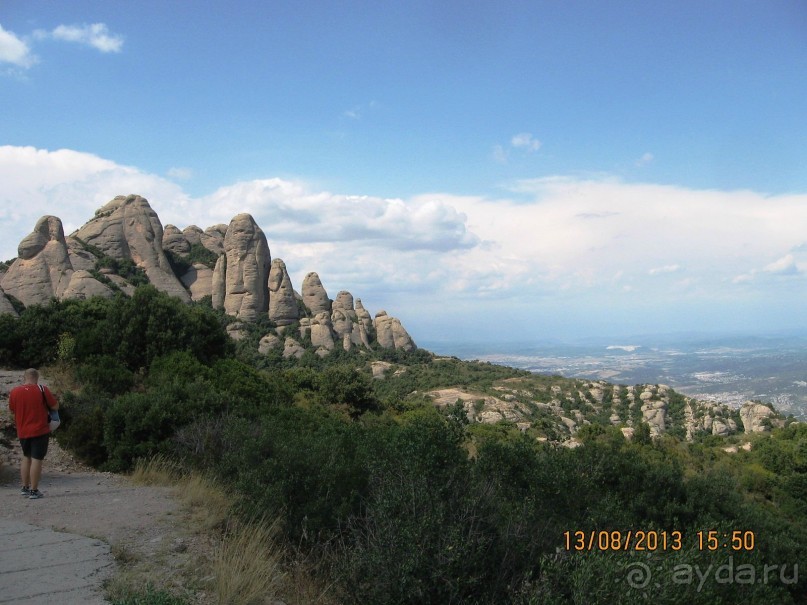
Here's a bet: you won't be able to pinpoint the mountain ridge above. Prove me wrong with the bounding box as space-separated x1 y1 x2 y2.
0 194 415 358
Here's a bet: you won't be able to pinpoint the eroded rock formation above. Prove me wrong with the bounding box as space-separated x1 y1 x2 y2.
301 272 330 315
740 401 778 433
1 216 75 306
331 291 371 350
0 287 18 317
180 264 214 300
72 195 190 302
374 310 416 351
268 259 299 327
212 214 270 321
61 270 114 300
162 225 191 256
4 193 417 357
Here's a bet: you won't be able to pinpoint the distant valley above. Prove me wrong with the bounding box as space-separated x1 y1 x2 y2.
424 333 807 419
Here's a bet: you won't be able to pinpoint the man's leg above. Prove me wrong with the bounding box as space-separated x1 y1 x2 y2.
30 458 43 491
20 455 31 488
27 435 48 494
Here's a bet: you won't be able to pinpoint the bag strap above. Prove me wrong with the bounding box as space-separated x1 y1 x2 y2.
39 385 51 416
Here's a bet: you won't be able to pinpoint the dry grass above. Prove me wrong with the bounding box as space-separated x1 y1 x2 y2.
182 474 232 531
212 519 286 605
132 456 231 531
130 454 182 485
128 456 336 605
40 362 81 396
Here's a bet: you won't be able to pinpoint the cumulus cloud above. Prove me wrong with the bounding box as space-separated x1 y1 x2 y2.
197 179 479 253
0 145 188 260
511 132 541 152
493 132 542 163
763 254 800 275
2 145 806 337
0 23 36 68
36 23 123 53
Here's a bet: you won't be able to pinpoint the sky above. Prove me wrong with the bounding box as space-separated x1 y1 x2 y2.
1 1 806 344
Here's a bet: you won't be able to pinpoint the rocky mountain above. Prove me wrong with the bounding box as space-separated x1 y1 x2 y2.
374 361 788 444
0 194 416 357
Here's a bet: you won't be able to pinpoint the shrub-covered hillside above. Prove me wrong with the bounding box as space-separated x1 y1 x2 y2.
1 287 805 604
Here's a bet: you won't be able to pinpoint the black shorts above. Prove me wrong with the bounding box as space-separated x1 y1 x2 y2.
20 434 49 460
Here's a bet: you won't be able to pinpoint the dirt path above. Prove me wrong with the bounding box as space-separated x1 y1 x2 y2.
0 370 214 604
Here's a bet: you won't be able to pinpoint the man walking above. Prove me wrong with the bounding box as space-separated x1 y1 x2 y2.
8 368 58 499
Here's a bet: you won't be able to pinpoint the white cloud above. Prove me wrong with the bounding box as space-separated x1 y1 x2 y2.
197 179 479 253
649 264 680 275
763 254 799 275
3 145 807 338
511 132 541 152
0 24 36 68
167 167 193 180
0 146 188 260
40 23 124 53
492 144 508 164
636 152 654 167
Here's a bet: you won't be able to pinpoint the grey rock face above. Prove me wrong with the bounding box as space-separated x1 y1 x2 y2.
162 225 191 256
0 287 18 317
268 259 299 326
355 298 374 334
310 311 335 351
61 270 114 300
373 310 416 351
66 238 97 271
211 254 226 309
740 401 776 433
202 225 228 255
226 322 248 341
301 272 330 315
215 214 271 322
72 195 190 302
105 273 136 296
181 263 214 301
331 291 369 350
182 225 204 247
283 337 306 359
258 334 282 355
1 216 73 306
332 291 357 318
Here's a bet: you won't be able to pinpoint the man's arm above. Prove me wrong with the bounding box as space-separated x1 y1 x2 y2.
44 387 59 411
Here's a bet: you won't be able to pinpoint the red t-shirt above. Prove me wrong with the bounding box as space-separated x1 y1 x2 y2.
8 384 57 439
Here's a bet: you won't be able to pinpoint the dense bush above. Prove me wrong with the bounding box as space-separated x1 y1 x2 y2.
105 286 230 370
55 389 112 467
103 382 231 471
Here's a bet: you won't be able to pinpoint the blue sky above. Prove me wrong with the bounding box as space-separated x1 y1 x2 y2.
2 1 806 343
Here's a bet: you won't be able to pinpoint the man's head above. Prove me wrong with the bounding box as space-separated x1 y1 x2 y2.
23 368 39 384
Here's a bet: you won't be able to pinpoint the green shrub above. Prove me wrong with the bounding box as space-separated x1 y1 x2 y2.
55 390 111 467
337 410 495 605
103 383 229 472
74 355 134 396
316 365 379 417
215 407 369 544
106 285 230 370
